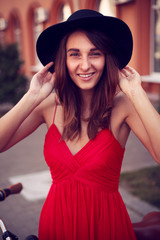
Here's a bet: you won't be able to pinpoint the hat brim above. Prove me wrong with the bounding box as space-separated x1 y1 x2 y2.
36 15 133 72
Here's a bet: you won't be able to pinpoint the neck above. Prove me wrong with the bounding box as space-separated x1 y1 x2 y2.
80 89 94 119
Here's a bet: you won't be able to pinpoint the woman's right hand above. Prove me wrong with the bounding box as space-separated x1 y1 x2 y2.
29 62 55 103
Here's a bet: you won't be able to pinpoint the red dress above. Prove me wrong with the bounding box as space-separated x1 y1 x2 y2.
39 123 136 240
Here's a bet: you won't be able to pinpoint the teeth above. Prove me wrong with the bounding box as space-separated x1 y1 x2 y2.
79 73 93 78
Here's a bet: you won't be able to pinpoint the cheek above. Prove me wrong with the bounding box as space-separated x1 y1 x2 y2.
66 59 70 72
98 61 105 73
96 57 105 71
101 58 105 70
66 59 75 76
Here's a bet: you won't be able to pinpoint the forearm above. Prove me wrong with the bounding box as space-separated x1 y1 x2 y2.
0 62 55 152
0 91 41 152
127 87 160 161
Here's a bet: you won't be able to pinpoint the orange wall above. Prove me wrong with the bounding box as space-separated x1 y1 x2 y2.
0 0 75 76
116 0 151 76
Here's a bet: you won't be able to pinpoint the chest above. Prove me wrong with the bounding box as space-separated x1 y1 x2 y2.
48 103 129 153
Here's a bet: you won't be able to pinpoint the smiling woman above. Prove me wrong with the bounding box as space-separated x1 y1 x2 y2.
0 8 160 240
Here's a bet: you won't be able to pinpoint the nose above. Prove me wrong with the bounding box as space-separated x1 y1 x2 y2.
79 56 91 71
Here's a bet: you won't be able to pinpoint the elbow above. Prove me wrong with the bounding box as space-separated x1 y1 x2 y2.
0 144 9 153
0 144 4 153
156 157 160 165
0 147 6 153
153 151 160 165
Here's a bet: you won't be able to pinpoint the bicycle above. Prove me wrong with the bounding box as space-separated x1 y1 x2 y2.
0 183 38 240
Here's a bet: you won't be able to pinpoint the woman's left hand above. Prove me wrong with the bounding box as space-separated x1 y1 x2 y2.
119 66 160 163
119 66 142 97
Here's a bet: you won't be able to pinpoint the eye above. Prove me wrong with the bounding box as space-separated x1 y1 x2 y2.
67 50 80 57
70 52 79 57
90 51 102 57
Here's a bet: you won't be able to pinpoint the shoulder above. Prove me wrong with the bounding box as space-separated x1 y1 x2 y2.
40 91 57 109
111 91 130 129
111 90 141 129
110 91 133 147
36 92 57 127
112 91 132 116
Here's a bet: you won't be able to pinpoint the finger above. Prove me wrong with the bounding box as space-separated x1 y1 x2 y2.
125 66 136 75
119 68 129 78
121 66 136 78
50 72 56 85
40 62 54 75
118 71 125 80
46 61 54 68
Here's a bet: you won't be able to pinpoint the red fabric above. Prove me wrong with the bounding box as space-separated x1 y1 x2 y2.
39 124 136 240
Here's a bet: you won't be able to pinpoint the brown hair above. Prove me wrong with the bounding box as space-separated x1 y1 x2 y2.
54 28 119 140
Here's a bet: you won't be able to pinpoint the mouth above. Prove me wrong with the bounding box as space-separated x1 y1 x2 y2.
77 73 95 79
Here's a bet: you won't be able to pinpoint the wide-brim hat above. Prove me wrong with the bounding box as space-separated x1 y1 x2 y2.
36 9 133 72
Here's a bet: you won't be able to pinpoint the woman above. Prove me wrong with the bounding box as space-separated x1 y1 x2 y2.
0 9 160 240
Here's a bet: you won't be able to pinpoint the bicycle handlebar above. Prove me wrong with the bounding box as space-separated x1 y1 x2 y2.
0 183 23 201
0 183 39 239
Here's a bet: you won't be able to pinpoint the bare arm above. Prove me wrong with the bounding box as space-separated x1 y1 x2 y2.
119 66 160 163
0 62 55 152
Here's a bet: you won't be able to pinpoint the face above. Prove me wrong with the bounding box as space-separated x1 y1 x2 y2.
66 31 105 92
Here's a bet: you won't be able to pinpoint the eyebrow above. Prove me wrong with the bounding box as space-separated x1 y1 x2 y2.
67 48 99 52
67 48 79 52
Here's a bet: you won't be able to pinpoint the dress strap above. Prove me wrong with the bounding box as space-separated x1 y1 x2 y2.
53 99 58 123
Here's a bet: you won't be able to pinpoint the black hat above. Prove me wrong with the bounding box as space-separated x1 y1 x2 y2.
36 9 133 72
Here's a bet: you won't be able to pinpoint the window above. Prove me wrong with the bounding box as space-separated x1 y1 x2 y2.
99 0 115 16
32 7 48 72
0 17 8 45
152 0 160 73
142 0 160 83
58 4 71 22
13 17 22 55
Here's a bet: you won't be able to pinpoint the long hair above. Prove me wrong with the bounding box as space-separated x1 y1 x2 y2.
54 28 119 140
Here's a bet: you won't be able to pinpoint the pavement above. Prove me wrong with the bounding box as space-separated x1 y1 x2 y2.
0 123 159 239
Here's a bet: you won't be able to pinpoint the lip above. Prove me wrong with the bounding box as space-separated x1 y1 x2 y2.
77 72 95 81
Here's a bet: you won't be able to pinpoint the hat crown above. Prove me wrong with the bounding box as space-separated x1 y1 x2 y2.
67 9 103 22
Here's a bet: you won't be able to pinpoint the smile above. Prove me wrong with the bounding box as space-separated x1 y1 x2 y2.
78 73 94 78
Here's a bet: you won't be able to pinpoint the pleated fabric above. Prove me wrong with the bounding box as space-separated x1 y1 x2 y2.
38 123 136 240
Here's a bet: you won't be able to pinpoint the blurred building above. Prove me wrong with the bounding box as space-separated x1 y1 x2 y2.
0 0 160 96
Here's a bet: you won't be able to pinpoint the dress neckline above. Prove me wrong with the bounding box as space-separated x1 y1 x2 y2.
51 98 124 156
53 123 104 157
46 123 125 157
